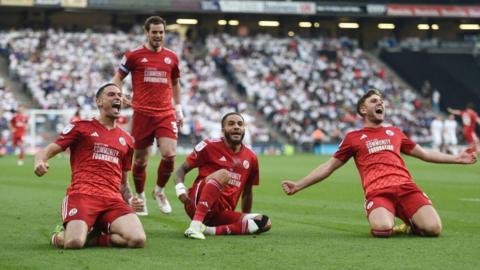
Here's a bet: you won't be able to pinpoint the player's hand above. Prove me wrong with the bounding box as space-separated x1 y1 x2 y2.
121 94 131 107
128 196 144 212
457 147 477 164
34 161 49 176
281 180 299 195
178 193 191 205
175 104 184 128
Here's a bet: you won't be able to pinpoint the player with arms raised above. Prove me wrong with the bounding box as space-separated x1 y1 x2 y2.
175 112 271 240
112 16 183 215
282 89 477 238
448 103 479 153
34 83 146 249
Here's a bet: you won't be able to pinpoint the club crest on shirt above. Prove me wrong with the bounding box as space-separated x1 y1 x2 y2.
243 160 250 169
62 124 75 134
119 137 126 146
164 57 172 64
385 129 394 136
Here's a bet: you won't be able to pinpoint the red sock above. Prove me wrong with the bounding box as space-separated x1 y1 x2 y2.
371 228 393 238
215 219 249 235
192 179 223 223
132 162 147 193
156 156 174 187
19 149 24 160
96 234 112 247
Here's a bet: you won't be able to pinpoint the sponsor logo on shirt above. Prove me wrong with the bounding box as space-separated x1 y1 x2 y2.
366 139 393 154
90 132 99 137
219 156 227 162
141 57 148 63
143 67 168 84
92 143 120 164
360 134 367 140
227 172 242 187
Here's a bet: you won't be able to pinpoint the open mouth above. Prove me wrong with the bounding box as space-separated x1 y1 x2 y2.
112 102 121 112
375 107 384 114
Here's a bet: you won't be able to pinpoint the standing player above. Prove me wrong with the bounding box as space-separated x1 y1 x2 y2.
448 103 479 153
9 105 28 165
112 16 183 215
174 112 271 240
443 114 458 155
282 89 477 238
34 83 146 249
430 115 444 152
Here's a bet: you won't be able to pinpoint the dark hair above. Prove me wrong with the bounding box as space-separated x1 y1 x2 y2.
356 89 382 117
466 102 474 110
144 16 166 31
96 83 118 99
221 112 244 127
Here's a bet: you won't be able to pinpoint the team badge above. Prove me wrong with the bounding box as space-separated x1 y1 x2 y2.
119 137 126 146
164 57 172 64
243 160 250 169
62 124 75 134
69 208 78 217
385 130 394 136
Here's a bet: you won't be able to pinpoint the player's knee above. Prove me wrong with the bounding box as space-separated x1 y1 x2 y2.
420 222 442 237
370 222 394 238
246 214 271 234
127 233 146 248
64 237 85 249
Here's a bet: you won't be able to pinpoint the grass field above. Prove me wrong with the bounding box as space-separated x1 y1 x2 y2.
0 154 479 270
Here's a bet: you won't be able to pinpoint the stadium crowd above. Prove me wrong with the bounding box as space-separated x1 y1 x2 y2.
207 34 435 144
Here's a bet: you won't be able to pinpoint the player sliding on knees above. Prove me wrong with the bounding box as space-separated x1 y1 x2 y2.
174 112 271 239
34 83 146 249
282 89 477 238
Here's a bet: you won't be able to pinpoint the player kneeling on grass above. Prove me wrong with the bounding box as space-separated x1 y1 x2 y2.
282 89 477 238
34 83 146 249
175 112 271 240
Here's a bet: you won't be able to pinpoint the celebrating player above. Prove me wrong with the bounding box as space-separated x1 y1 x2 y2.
282 89 477 238
34 83 146 249
112 16 183 215
448 103 479 153
9 105 28 166
175 112 271 240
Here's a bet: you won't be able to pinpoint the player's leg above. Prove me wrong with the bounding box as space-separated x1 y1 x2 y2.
410 205 442 237
62 220 89 249
184 169 230 239
206 212 272 236
152 114 178 214
107 213 146 248
153 136 176 214
368 207 395 237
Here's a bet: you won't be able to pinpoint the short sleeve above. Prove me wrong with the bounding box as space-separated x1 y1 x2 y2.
186 140 209 168
118 51 133 76
399 129 416 154
122 144 134 171
54 123 80 150
171 54 180 80
333 134 354 162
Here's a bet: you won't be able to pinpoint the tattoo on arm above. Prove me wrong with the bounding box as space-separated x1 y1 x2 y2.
120 172 133 203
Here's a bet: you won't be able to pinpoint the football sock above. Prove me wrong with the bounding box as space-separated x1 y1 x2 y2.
96 234 112 247
192 178 223 223
215 220 249 235
19 149 24 160
371 228 393 238
132 162 147 193
156 156 174 188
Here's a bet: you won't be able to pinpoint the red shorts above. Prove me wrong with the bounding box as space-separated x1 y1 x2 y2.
12 135 24 146
61 193 134 233
131 111 177 149
364 182 432 224
463 130 479 145
184 180 243 226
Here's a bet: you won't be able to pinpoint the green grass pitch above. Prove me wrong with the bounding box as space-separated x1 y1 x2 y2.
0 154 479 270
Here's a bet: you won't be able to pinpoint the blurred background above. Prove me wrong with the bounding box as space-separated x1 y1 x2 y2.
0 0 479 156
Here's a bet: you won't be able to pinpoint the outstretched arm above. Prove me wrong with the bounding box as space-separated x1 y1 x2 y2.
112 72 130 106
174 162 194 204
34 143 63 176
409 144 477 164
447 107 461 116
282 157 345 195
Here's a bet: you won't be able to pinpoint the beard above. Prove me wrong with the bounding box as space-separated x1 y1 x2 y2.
224 131 244 145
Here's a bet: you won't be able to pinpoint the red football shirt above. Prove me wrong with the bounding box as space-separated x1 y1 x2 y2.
54 119 134 200
10 114 28 136
461 109 478 135
186 138 259 211
118 45 180 117
333 126 417 196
